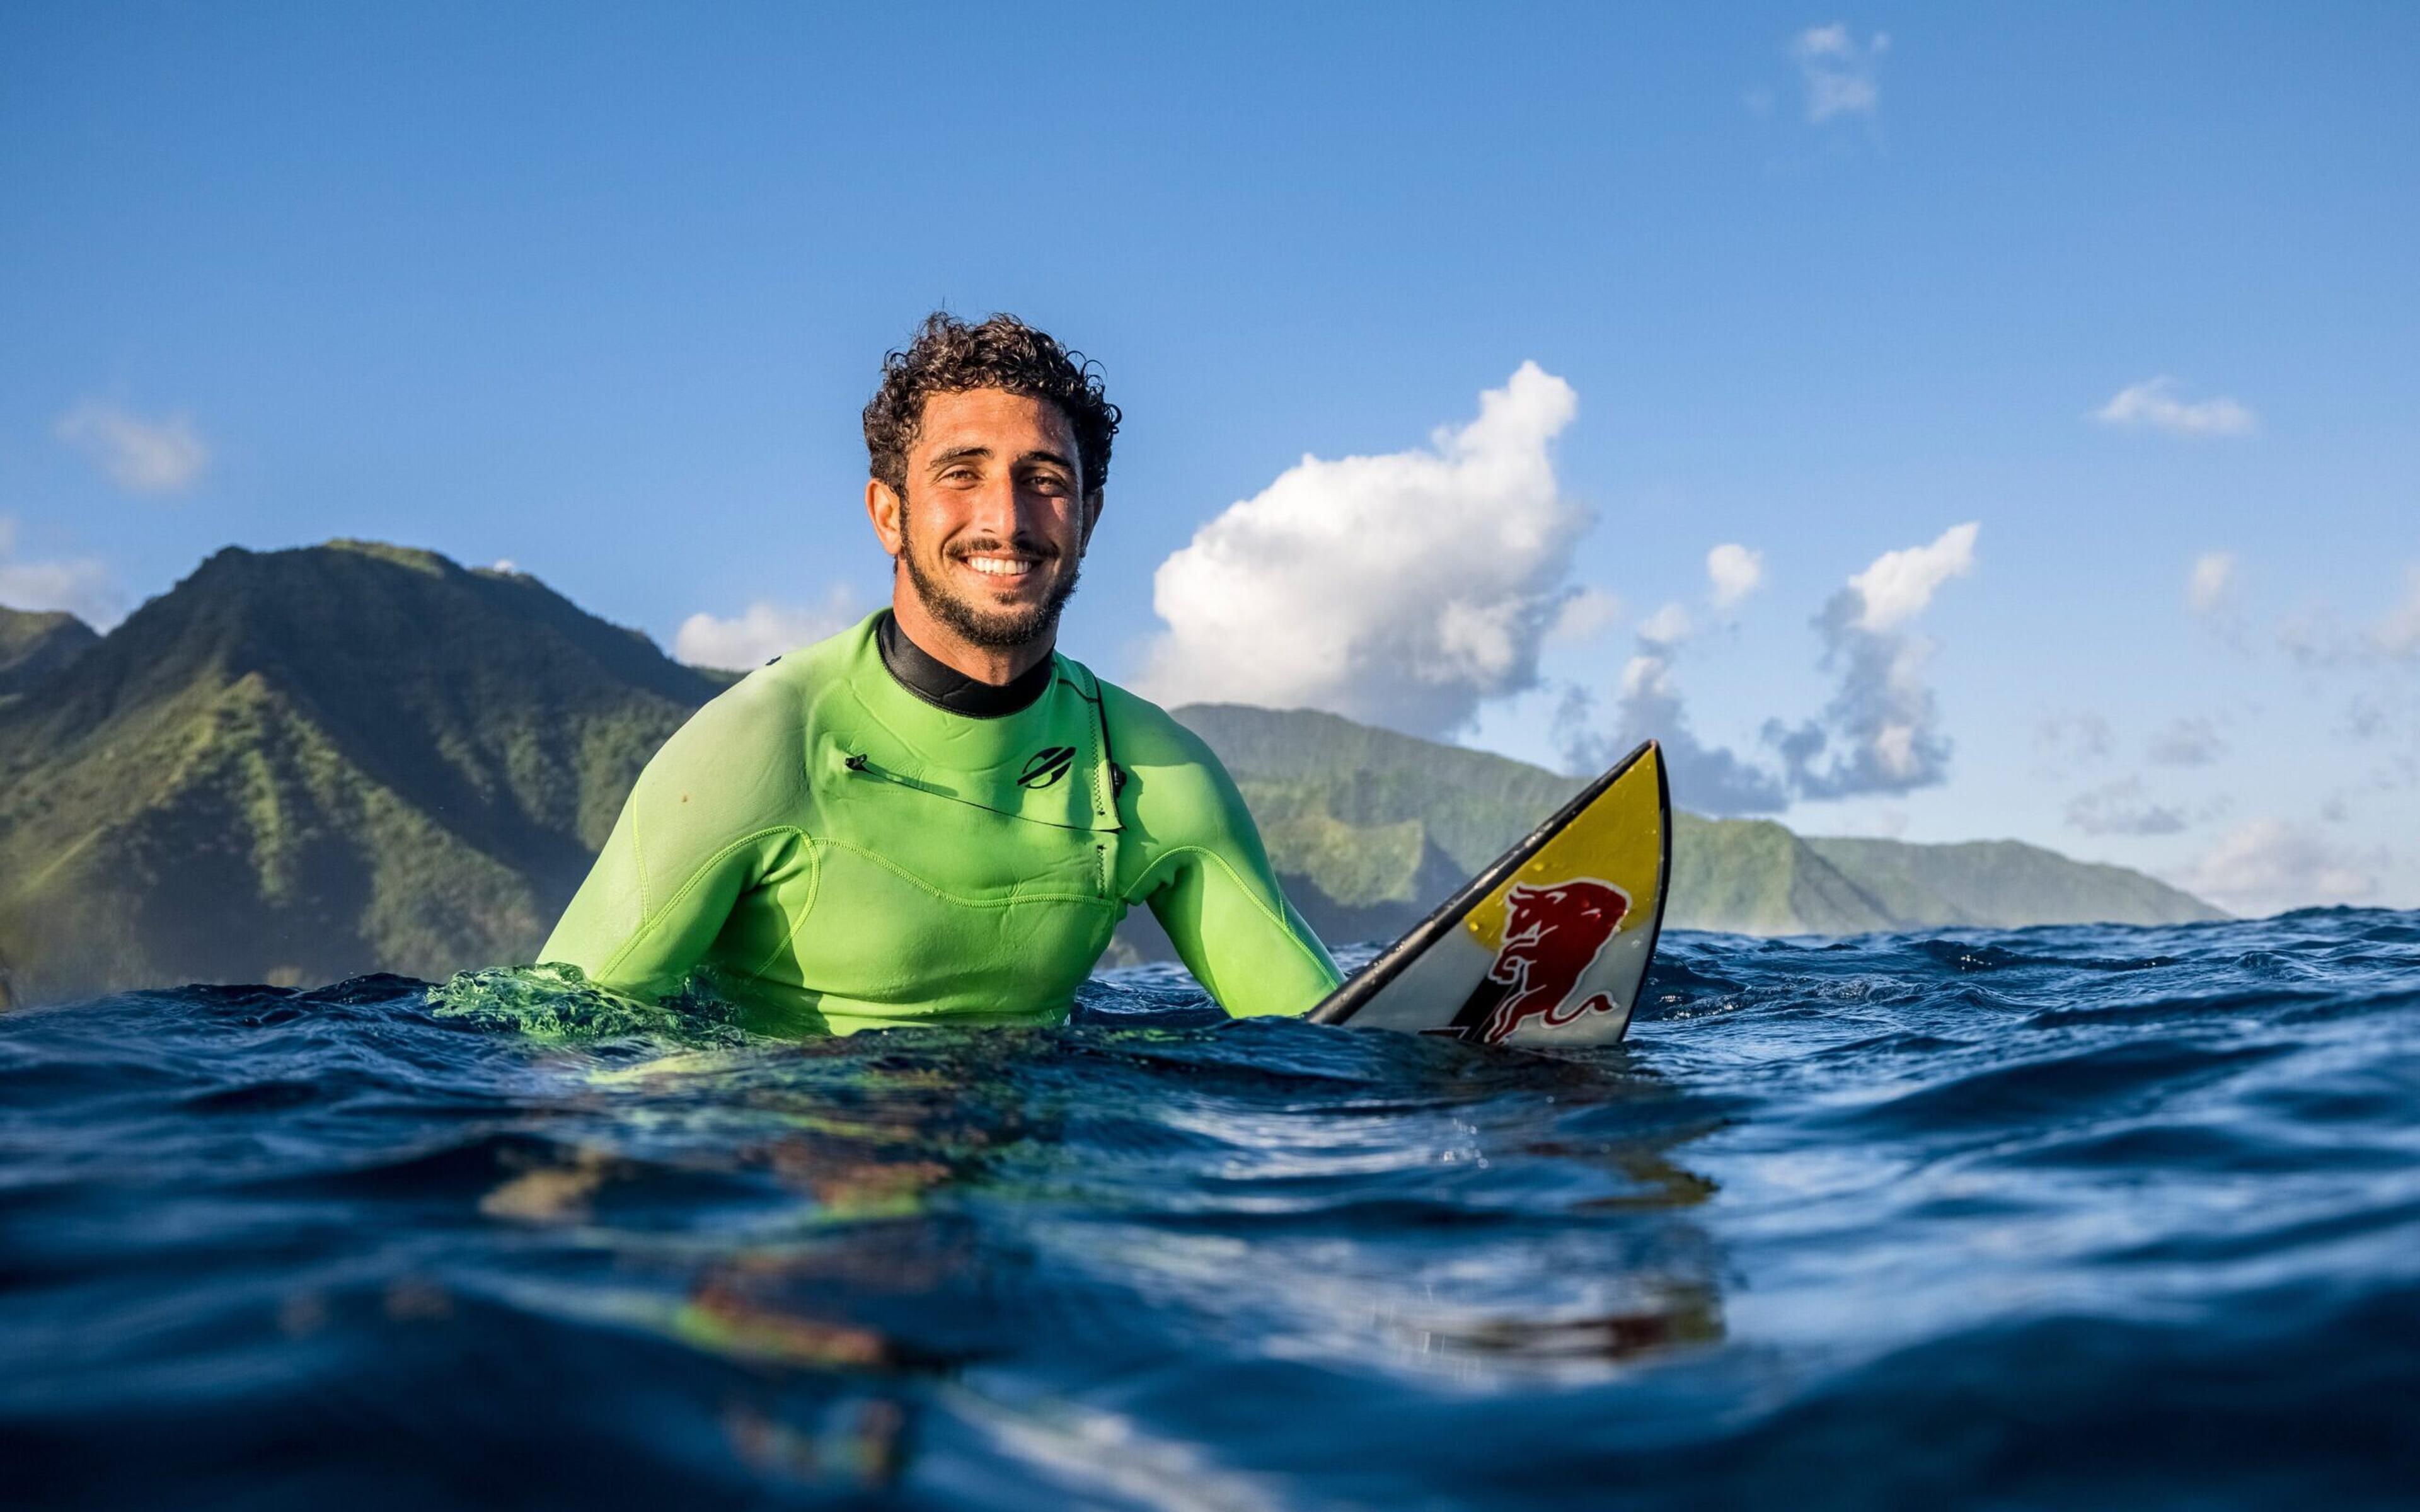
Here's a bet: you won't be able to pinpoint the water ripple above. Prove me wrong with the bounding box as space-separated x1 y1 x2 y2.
3 910 2418 1508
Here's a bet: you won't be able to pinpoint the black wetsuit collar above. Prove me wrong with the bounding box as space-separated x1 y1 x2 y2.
875 611 1055 719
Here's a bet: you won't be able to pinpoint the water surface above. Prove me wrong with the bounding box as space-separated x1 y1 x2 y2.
4 910 2417 1508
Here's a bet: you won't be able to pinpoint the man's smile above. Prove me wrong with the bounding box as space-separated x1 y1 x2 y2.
953 548 1049 584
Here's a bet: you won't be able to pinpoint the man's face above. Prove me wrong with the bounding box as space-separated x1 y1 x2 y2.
873 388 1098 650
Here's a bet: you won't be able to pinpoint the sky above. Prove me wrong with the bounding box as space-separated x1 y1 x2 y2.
3 3 2416 917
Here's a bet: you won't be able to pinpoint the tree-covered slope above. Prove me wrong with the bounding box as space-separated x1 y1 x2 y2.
1167 704 1894 937
1802 836 2223 929
1155 702 2222 953
0 542 719 1004
0 606 98 703
1666 812 1898 935
1167 704 1581 876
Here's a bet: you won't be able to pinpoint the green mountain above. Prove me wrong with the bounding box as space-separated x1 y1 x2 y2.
0 606 98 704
0 541 717 1005
0 541 2221 1006
1797 836 2225 930
1125 703 2223 959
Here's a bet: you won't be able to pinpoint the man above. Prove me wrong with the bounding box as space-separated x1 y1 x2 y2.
541 312 1343 1034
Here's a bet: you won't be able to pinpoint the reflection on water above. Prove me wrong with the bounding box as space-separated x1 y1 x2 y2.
429 999 1735 1499
6 914 2420 1507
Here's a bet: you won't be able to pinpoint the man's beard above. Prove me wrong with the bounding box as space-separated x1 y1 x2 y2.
899 515 1083 650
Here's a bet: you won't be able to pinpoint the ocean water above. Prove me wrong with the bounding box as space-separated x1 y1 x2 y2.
4 910 2418 1510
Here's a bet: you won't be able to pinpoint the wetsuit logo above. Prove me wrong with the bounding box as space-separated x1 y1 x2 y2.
1476 879 1631 1044
1017 747 1078 789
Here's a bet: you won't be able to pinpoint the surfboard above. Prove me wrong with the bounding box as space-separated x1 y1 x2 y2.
1308 740 1669 1049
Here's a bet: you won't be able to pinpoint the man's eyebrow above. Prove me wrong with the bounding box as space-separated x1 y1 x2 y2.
1016 448 1077 472
926 445 992 469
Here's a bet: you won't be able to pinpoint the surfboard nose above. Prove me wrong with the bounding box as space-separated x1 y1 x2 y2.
1309 740 1669 1048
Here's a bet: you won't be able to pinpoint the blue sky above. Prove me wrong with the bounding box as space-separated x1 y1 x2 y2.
4 3 2416 915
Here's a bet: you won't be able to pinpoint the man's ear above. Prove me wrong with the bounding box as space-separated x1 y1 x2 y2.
1080 490 1105 553
866 478 905 558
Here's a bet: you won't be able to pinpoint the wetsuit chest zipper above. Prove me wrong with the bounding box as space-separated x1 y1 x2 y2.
838 752 955 801
839 749 1117 845
835 694 1125 898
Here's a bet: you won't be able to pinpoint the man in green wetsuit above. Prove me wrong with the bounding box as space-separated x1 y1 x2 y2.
541 313 1344 1035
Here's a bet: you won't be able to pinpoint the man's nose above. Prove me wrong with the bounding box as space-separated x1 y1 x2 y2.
967 472 1032 541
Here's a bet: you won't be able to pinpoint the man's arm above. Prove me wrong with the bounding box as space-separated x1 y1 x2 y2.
1118 709 1343 1018
1145 844 1344 1017
541 680 805 1001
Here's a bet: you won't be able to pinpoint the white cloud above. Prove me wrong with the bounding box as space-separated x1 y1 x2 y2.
55 399 210 495
2187 551 2238 614
2065 777 2187 837
2172 818 2382 917
1791 23 1887 122
1553 579 1791 815
1768 523 1982 799
1847 521 1978 633
2146 716 2227 767
1637 601 1695 646
1706 543 1765 608
2370 566 2420 659
2276 607 2355 668
1556 658 1789 816
1546 587 1623 646
1557 524 1982 811
674 585 860 668
2033 709 2115 773
1137 362 1587 736
0 515 124 627
2094 378 2257 438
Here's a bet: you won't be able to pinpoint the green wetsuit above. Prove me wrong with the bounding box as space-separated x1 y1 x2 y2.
541 612 1342 1034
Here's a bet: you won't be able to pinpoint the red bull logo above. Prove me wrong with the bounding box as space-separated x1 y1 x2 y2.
1476 878 1632 1044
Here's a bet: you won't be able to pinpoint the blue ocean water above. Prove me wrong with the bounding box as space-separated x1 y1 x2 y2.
3 910 2417 1509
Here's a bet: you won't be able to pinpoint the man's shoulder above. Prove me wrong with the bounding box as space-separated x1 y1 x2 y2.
1074 665 1262 851
665 616 875 759
1080 665 1223 773
752 612 879 694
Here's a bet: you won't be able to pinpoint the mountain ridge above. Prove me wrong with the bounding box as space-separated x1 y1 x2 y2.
1141 703 2221 959
0 541 717 1003
0 541 2221 1005
0 605 98 704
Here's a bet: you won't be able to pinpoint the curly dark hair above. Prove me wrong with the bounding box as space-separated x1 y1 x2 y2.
862 312 1121 501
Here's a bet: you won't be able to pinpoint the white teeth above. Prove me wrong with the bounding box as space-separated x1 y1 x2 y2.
966 556 1034 577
